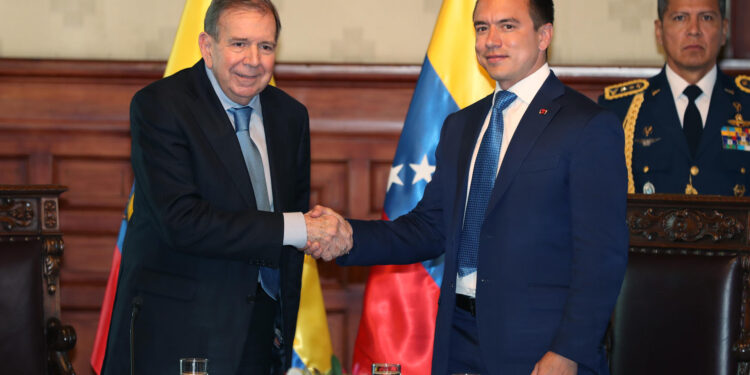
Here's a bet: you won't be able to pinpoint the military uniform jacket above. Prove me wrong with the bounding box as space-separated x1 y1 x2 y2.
598 68 750 196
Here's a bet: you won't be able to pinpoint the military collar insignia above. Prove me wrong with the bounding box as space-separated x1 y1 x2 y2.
603 79 649 100
737 75 750 94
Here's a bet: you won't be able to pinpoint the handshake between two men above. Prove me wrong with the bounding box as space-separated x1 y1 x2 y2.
302 205 353 261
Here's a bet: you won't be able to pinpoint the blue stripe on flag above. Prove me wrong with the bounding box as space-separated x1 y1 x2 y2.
291 350 305 369
384 57 459 219
383 57 458 288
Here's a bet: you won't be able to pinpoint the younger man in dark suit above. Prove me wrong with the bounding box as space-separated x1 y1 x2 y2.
307 0 628 374
599 0 750 196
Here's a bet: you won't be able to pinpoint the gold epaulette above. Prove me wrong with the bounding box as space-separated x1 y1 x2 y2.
604 79 650 100
737 75 750 94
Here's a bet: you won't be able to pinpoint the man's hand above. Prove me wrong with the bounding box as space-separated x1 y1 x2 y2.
530 352 577 375
302 205 353 261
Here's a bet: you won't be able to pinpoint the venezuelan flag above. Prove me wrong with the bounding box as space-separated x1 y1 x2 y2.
90 0 332 372
350 1 493 374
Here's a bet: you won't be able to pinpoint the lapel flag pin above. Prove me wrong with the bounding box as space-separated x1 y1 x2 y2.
539 108 548 115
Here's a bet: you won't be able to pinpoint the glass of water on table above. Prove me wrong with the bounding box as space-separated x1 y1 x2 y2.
180 358 208 375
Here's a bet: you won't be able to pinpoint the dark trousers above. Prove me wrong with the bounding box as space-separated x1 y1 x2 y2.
236 286 278 375
448 305 489 374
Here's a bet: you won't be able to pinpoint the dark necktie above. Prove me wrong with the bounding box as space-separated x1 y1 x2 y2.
229 106 279 300
457 90 517 277
683 85 703 158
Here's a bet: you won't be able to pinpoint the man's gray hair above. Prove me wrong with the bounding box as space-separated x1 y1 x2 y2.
204 0 281 41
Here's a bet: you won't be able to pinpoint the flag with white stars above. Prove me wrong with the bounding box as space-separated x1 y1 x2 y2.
350 1 494 374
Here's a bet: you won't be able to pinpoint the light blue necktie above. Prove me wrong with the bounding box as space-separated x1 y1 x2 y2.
457 90 517 277
229 106 280 300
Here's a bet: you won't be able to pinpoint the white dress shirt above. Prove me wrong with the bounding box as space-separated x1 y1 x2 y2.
206 67 307 248
665 63 716 128
456 63 552 297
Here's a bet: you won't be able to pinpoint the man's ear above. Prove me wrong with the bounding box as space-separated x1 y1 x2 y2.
720 18 729 47
537 23 553 52
655 19 664 49
198 32 214 68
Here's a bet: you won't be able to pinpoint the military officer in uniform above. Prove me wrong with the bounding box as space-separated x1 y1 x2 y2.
599 0 750 196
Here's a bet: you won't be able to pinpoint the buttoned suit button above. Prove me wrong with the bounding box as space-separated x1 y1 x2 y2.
691 166 700 176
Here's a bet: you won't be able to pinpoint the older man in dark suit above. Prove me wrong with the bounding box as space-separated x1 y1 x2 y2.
101 1 337 374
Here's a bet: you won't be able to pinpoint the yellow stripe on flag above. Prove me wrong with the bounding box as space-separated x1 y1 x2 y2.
165 0 212 78
293 255 334 372
427 0 493 109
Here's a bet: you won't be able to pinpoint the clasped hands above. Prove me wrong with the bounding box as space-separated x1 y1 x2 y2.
302 205 353 261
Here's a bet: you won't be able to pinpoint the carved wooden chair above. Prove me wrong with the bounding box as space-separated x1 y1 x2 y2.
0 186 76 375
610 195 750 375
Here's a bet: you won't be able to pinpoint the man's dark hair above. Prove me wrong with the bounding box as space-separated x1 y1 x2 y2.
473 0 554 30
204 0 281 41
529 0 554 29
657 0 726 20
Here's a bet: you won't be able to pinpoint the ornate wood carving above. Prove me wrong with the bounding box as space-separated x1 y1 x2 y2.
0 198 34 231
43 198 59 230
44 236 64 295
628 207 745 242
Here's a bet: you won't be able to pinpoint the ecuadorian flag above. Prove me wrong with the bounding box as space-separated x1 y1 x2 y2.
350 1 493 374
90 0 333 372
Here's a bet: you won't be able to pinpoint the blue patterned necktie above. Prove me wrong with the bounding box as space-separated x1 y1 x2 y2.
457 90 517 277
229 106 280 299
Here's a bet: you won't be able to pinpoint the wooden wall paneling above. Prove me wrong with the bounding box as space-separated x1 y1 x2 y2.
0 60 155 374
731 0 749 59
0 156 28 184
2 58 750 374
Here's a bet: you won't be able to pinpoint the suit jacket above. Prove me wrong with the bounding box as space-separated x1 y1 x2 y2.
598 68 750 196
338 73 628 375
102 60 310 375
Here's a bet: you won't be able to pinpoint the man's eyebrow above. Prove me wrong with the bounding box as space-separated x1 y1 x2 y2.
497 17 520 24
474 17 521 26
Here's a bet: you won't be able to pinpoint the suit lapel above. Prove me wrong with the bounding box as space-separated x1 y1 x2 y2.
259 88 286 212
485 73 563 214
450 94 493 237
186 60 256 208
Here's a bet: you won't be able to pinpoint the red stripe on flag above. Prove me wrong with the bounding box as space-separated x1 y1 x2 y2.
90 248 122 374
351 263 440 375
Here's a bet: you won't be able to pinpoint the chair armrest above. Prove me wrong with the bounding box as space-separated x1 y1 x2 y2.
46 317 77 375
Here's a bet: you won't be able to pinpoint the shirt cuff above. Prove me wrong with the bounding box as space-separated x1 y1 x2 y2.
282 212 307 249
